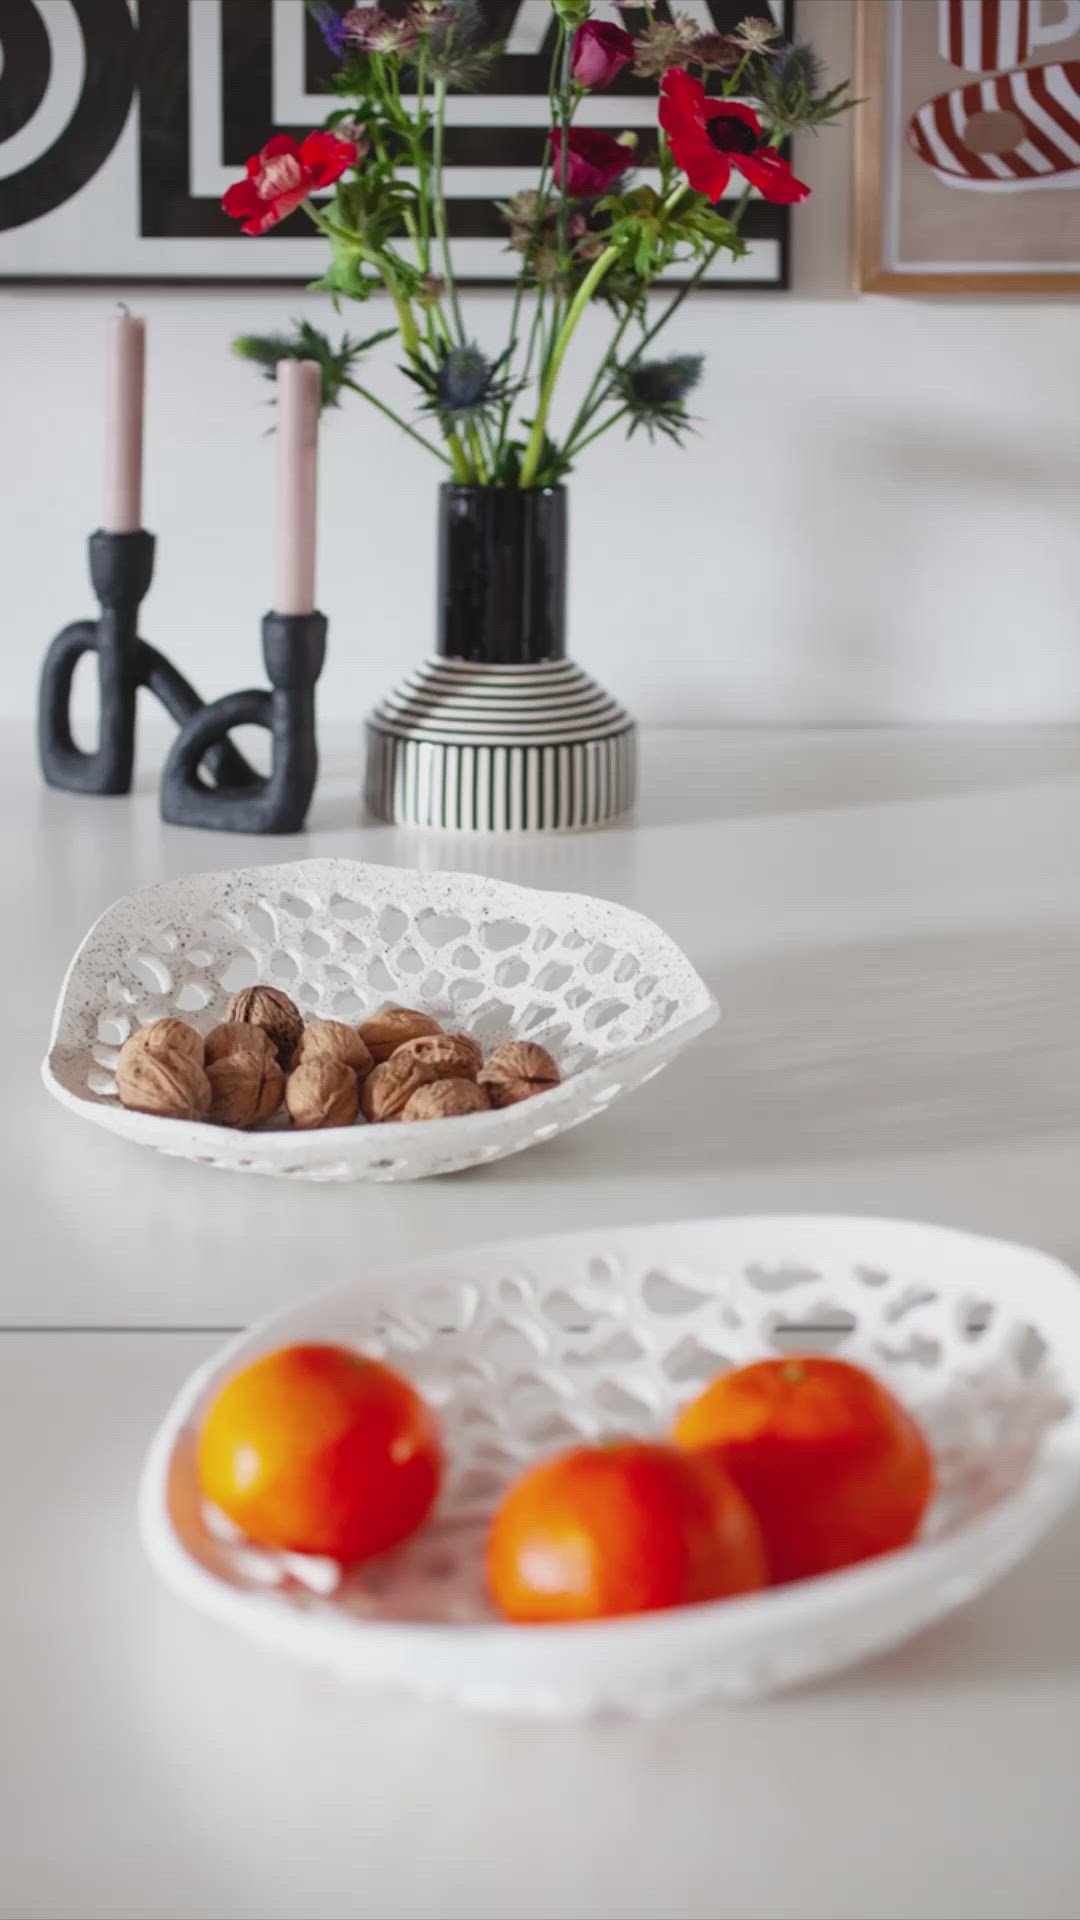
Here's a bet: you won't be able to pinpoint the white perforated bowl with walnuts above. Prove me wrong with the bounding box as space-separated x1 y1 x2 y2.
42 858 717 1182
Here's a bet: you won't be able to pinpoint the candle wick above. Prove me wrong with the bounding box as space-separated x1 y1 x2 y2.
116 300 130 316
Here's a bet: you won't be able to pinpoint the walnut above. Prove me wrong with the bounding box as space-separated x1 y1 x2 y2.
478 1041 562 1108
285 1058 360 1130
207 1050 285 1129
290 1020 374 1080
204 1021 276 1066
116 1044 211 1121
360 1054 437 1123
402 1078 492 1122
391 1032 482 1082
358 1006 442 1065
126 1018 204 1066
225 986 304 1067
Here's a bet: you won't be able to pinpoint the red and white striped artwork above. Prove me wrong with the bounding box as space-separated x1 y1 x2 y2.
940 0 1032 74
940 0 1080 72
909 59 1080 184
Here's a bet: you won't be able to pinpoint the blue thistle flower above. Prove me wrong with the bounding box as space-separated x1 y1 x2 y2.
308 2 350 57
404 341 518 427
613 355 704 444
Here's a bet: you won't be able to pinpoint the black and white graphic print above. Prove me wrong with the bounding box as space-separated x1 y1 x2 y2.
0 0 791 285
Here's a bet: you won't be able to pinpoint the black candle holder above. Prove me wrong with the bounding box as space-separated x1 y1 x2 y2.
160 611 327 834
38 530 256 797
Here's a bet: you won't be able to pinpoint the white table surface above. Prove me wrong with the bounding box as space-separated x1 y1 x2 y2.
3 723 1080 1919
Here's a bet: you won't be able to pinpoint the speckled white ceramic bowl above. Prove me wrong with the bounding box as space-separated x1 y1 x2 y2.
42 858 717 1181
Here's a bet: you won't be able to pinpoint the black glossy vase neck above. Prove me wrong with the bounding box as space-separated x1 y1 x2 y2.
436 484 567 666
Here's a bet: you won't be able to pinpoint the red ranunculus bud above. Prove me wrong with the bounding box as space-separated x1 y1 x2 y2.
549 126 633 197
570 20 635 90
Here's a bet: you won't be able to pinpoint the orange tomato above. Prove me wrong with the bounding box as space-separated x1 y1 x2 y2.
486 1440 767 1623
673 1355 934 1584
197 1343 442 1563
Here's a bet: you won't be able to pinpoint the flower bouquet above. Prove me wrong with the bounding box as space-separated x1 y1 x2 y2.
227 2 852 833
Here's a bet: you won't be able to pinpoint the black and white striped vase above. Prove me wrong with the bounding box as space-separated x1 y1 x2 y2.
364 486 637 834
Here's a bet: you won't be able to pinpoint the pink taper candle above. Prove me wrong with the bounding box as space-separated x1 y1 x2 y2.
103 306 145 533
274 359 321 615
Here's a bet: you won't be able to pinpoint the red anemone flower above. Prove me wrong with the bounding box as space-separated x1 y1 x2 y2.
549 127 632 198
658 68 810 206
223 131 358 236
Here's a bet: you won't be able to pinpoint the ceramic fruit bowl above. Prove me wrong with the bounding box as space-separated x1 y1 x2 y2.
139 1214 1080 1717
42 857 716 1182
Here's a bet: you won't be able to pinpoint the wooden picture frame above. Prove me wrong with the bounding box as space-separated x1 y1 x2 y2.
855 0 1080 292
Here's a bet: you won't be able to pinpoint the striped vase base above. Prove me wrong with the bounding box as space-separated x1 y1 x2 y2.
364 656 637 834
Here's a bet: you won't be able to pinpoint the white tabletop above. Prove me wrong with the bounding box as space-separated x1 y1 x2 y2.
7 723 1080 1329
3 723 1080 1919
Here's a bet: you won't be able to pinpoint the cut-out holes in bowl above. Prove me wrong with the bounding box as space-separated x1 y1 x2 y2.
174 981 211 1013
766 1305 857 1353
543 1289 603 1335
483 920 530 953
595 1379 661 1424
745 1263 821 1296
641 1270 712 1317
365 958 396 995
244 907 277 945
535 962 572 993
412 1285 479 1336
328 895 367 924
663 1337 733 1386
959 1298 995 1342
219 954 261 994
378 906 408 944
416 911 470 950
129 954 173 997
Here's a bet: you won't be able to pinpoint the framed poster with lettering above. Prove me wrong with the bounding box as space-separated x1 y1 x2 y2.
0 0 793 288
857 0 1080 291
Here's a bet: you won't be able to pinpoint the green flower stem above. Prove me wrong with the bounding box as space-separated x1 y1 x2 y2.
341 380 452 465
555 29 572 297
494 278 526 464
433 77 466 344
520 289 546 392
391 288 474 484
560 304 634 457
466 422 490 484
391 291 422 361
518 244 619 489
623 180 756 375
564 404 630 459
553 183 696 459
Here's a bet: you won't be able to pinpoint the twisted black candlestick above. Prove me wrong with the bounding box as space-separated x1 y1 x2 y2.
38 530 256 797
160 610 327 834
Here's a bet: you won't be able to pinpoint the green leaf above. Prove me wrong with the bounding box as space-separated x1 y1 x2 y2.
232 320 396 411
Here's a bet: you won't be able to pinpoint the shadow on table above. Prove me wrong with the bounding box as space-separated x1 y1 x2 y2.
481 915 1080 1188
634 732 1080 833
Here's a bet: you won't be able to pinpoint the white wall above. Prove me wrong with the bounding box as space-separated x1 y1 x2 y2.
3 1 1078 726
